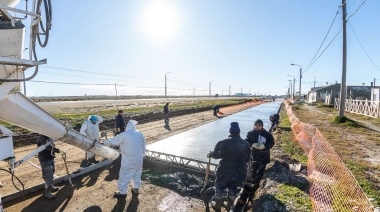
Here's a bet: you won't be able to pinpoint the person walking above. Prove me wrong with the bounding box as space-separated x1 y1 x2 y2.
115 110 125 135
245 119 275 186
207 122 251 212
163 102 169 124
80 115 103 166
103 120 146 197
37 134 61 199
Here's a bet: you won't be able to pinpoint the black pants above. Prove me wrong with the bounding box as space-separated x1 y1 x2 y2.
251 162 267 185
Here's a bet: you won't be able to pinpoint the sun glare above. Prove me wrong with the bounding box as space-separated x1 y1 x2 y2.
141 1 180 42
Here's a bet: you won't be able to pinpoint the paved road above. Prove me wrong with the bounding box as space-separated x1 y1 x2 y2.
147 101 282 163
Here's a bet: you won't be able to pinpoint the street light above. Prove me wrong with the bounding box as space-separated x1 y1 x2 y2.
291 63 302 100
287 75 296 100
209 80 213 96
165 72 171 97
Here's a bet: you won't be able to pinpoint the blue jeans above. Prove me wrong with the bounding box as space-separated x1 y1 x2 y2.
39 159 55 187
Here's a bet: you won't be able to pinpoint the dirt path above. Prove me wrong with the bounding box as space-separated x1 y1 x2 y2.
1 102 261 212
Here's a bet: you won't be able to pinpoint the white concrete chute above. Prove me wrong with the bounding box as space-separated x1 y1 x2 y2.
61 129 119 160
0 92 119 160
0 92 67 138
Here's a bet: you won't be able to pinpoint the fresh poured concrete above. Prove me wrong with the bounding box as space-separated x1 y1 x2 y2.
147 101 282 164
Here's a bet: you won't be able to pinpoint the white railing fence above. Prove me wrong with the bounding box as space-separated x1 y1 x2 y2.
334 98 380 118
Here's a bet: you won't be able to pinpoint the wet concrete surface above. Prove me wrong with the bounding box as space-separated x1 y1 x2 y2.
147 101 282 164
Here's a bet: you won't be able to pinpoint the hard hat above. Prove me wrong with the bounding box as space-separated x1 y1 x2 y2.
90 115 98 122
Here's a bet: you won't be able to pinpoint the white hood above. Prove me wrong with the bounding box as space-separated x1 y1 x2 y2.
126 120 138 131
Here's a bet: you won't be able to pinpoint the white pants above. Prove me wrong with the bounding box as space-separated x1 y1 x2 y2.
118 157 143 194
87 151 95 159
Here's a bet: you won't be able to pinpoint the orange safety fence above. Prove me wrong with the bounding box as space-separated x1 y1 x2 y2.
284 101 374 212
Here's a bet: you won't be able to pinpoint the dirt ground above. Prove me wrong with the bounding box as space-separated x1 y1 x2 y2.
1 101 263 212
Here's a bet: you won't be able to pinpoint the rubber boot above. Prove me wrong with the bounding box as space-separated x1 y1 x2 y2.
44 185 56 199
51 185 60 192
211 197 223 212
226 196 235 212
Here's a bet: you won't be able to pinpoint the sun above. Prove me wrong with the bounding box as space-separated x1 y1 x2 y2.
140 1 180 42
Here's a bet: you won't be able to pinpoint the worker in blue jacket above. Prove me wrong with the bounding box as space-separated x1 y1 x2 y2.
208 122 251 212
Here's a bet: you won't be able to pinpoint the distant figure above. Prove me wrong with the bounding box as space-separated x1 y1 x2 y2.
269 114 280 132
103 120 146 197
37 135 60 199
245 119 275 186
115 110 125 135
208 122 251 211
163 102 169 124
80 115 103 166
213 105 221 116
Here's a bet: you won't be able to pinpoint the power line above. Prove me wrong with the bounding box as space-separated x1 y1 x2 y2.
348 22 380 72
41 65 210 87
29 80 211 91
303 28 342 74
41 65 161 80
347 0 367 21
304 7 340 72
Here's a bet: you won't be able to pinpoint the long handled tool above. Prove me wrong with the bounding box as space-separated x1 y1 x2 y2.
61 151 74 187
200 156 212 212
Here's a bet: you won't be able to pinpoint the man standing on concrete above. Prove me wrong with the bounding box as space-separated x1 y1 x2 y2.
115 110 125 135
245 119 275 186
80 115 103 166
37 134 61 199
208 122 251 212
103 120 146 197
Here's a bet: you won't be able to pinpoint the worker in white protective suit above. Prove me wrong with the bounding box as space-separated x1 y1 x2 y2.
80 115 103 166
103 120 146 197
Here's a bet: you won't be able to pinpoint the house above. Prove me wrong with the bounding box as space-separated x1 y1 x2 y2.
307 83 372 104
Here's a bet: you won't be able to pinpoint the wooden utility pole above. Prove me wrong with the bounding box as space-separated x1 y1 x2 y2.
339 0 347 118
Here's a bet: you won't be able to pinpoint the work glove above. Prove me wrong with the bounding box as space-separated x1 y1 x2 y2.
252 143 265 150
116 128 120 133
60 150 66 157
207 151 213 158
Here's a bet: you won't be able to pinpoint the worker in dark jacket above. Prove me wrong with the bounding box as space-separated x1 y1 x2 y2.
115 110 125 135
269 114 280 132
208 122 251 212
245 119 275 186
37 134 61 199
213 105 221 116
163 102 169 124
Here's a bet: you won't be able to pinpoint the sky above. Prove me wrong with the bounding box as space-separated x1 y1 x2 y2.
16 0 380 97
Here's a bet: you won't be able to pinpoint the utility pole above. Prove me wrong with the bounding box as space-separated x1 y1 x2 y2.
165 72 171 98
115 83 118 99
339 0 347 118
209 80 213 96
299 68 302 100
193 88 195 96
293 78 296 99
314 77 316 88
374 78 376 87
288 80 292 98
291 63 302 100
229 86 231 96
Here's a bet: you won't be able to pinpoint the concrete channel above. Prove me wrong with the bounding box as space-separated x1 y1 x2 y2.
147 101 282 165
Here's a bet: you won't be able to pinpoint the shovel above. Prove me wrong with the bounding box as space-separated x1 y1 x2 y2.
200 156 212 212
61 151 75 188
